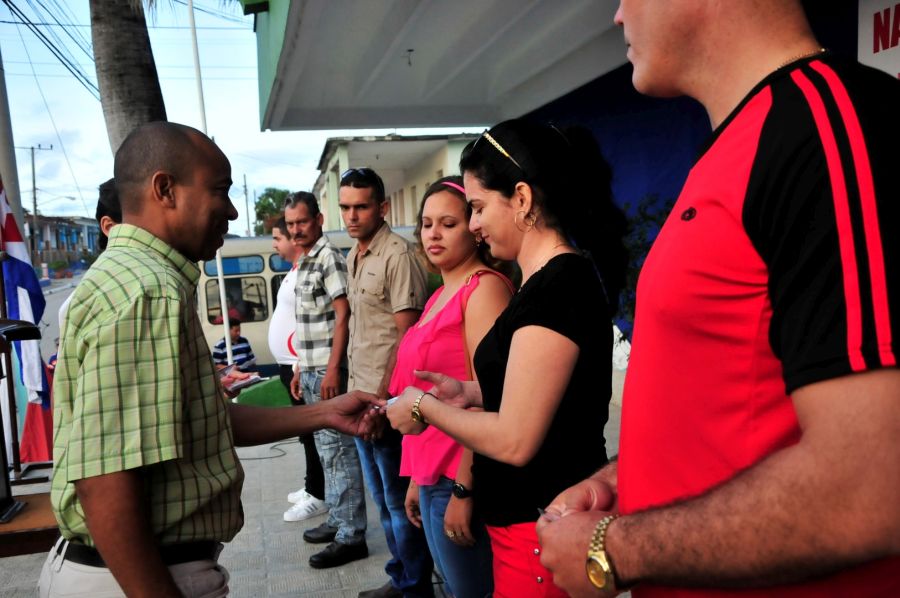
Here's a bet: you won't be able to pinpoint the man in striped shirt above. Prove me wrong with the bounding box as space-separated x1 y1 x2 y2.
537 2 900 597
41 122 373 598
286 191 369 569
212 319 257 372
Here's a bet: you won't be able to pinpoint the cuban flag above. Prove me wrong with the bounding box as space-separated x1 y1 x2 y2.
0 181 48 406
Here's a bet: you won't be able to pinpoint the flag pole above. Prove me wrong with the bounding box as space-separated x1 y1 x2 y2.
0 50 27 479
0 46 24 236
0 252 22 475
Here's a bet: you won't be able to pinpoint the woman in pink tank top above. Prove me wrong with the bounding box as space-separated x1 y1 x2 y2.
388 176 512 598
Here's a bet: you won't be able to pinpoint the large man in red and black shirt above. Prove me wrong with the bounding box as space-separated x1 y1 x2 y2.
537 1 900 597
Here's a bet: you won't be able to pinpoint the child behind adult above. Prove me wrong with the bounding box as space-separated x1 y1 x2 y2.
389 176 513 598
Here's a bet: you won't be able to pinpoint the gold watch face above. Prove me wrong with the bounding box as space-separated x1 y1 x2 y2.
586 554 610 589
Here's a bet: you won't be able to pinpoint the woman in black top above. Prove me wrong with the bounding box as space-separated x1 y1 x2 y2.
385 119 627 597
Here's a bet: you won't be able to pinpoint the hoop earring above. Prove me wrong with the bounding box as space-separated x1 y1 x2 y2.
514 210 537 233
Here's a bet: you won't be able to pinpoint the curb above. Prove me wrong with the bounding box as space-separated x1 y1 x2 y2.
43 281 79 296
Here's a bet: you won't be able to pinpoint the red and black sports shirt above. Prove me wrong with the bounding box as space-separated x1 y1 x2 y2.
619 55 899 597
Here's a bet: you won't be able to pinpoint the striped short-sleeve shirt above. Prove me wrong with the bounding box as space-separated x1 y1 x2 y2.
295 234 350 370
212 335 256 370
51 224 244 547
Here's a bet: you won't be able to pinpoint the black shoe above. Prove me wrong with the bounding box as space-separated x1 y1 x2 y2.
358 581 402 598
303 522 338 544
308 541 368 569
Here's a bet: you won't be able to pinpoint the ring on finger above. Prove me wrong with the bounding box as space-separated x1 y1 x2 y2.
445 529 456 538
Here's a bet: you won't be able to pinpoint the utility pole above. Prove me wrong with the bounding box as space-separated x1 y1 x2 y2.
14 144 52 262
243 174 250 236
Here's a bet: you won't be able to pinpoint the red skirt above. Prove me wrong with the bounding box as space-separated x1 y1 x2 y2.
486 522 568 598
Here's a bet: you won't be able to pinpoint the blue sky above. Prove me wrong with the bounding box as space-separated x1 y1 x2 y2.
0 0 474 235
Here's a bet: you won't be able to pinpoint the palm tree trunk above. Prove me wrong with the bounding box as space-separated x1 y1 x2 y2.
89 0 167 154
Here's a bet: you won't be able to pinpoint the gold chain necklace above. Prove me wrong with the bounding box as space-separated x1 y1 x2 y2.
777 47 826 70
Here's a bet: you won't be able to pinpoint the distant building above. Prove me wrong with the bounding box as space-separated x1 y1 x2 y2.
23 211 101 264
313 133 477 230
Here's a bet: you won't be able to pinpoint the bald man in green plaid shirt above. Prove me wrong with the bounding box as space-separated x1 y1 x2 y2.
39 122 374 598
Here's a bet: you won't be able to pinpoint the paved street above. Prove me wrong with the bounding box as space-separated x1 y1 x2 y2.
36 274 82 360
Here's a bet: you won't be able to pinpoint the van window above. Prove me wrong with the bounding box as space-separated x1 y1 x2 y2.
204 255 265 276
272 274 287 310
206 277 269 323
269 254 292 272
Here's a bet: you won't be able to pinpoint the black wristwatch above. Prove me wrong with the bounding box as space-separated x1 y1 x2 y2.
451 481 472 499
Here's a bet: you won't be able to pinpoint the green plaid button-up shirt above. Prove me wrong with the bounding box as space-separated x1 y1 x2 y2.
51 224 244 546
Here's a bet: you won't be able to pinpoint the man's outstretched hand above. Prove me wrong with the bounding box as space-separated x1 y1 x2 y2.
326 390 381 437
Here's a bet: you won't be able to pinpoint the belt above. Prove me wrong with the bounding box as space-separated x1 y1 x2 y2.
57 540 219 568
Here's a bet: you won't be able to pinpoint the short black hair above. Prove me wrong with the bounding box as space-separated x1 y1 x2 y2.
96 177 121 251
273 216 287 232
113 121 205 213
339 167 385 203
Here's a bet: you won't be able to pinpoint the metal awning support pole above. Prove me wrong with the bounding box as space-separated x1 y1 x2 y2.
187 0 231 364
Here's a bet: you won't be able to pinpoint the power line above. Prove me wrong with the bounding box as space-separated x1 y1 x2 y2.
13 22 91 216
2 0 99 99
171 0 246 24
45 0 94 51
3 71 257 81
0 19 251 30
29 0 92 60
3 59 256 70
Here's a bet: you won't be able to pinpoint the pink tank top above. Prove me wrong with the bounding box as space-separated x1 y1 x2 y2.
390 271 510 485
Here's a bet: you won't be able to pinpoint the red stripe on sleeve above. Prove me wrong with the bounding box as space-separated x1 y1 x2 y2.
791 69 866 371
810 61 895 367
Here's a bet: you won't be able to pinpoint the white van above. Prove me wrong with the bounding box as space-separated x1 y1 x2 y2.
198 227 417 376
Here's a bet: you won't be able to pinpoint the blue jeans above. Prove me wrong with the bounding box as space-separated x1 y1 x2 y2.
419 477 493 598
356 431 434 597
302 369 366 545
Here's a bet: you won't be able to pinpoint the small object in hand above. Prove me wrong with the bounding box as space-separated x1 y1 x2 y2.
222 371 265 392
216 363 236 380
386 396 400 405
537 507 561 522
445 529 456 538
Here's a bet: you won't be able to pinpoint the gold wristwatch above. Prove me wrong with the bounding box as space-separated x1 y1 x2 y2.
586 514 619 590
411 392 428 423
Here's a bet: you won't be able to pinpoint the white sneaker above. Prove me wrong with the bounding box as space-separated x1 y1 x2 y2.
283 494 328 522
287 488 311 504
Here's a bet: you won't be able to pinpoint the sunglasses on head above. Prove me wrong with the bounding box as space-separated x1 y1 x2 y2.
340 167 384 195
472 129 523 171
340 167 377 182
